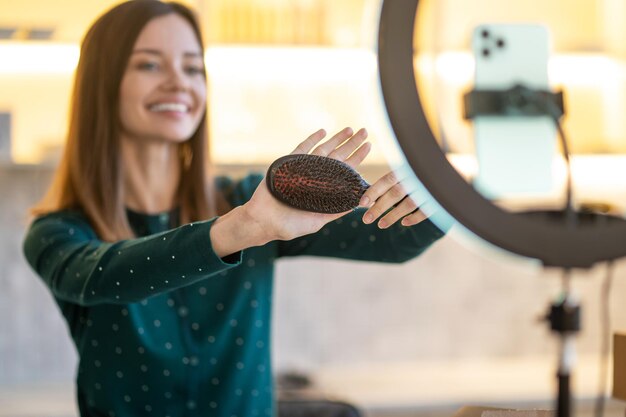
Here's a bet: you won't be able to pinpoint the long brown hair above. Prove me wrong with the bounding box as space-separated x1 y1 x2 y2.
32 0 221 241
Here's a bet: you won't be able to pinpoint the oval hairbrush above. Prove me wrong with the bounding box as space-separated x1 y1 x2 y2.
266 154 370 214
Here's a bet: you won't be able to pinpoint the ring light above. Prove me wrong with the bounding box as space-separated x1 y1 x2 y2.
377 0 626 268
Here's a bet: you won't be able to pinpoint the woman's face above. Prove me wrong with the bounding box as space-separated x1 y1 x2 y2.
119 14 207 144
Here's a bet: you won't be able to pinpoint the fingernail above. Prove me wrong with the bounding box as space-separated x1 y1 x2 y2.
378 220 387 229
363 213 373 224
359 196 370 207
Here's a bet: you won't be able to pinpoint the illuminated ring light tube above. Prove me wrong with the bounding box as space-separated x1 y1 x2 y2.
377 0 626 268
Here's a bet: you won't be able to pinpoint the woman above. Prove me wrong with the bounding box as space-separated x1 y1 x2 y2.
22 1 445 416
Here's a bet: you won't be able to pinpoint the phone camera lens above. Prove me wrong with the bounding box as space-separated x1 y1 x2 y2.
482 48 490 57
481 29 490 38
496 38 505 48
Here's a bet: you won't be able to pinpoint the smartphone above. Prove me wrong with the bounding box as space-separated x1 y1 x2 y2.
471 23 557 199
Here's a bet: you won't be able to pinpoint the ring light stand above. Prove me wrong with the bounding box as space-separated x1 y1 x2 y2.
376 1 626 417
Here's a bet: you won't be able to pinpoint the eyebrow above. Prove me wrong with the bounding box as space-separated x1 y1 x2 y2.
132 48 203 58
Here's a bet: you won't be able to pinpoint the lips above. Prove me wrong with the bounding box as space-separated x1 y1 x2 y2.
148 102 190 113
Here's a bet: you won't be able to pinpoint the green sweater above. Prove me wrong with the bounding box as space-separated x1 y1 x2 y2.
23 174 444 417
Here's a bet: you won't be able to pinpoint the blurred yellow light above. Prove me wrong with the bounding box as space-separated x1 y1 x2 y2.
0 43 378 79
419 52 625 88
205 46 377 81
433 51 474 85
0 42 80 74
550 54 624 86
446 153 626 210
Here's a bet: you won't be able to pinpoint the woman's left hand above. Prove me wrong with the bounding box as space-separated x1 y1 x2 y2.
359 171 429 229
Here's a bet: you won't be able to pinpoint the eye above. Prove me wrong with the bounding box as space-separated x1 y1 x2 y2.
136 61 160 71
184 66 205 76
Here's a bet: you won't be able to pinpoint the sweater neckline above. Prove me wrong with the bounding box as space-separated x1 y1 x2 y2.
125 206 180 233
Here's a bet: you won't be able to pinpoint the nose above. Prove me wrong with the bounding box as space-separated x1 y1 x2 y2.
163 65 191 91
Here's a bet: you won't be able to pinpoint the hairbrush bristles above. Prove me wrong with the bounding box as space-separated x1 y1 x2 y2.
266 154 370 214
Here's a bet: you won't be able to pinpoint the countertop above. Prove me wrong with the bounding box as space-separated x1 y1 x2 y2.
0 355 618 417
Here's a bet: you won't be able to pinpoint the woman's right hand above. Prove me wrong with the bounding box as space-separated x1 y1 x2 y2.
243 127 371 242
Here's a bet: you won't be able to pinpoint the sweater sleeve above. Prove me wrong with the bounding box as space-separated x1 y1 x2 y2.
22 211 242 306
277 208 445 263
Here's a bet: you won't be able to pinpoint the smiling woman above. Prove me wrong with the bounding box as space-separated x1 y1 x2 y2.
30 0 215 242
20 1 445 417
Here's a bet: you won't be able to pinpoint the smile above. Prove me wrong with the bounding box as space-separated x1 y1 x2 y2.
148 102 190 113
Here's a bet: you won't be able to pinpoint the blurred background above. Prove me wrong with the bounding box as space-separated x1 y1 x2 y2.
3 0 626 416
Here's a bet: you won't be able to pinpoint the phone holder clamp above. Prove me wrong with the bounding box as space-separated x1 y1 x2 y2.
463 84 564 119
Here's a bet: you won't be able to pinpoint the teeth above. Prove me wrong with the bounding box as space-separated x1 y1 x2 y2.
149 103 189 112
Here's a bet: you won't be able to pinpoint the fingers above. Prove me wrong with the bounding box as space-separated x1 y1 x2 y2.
360 171 429 229
401 198 438 226
328 128 368 161
311 127 354 156
369 194 428 229
344 141 371 168
361 171 409 225
291 127 371 167
359 171 402 210
400 206 428 226
290 129 327 155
